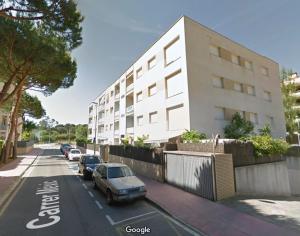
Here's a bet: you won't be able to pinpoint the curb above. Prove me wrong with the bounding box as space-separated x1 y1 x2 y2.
0 152 40 212
144 196 207 236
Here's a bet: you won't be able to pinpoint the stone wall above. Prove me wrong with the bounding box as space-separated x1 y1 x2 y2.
109 154 163 182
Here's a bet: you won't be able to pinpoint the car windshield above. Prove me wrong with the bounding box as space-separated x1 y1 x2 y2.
84 156 100 164
108 166 134 179
71 150 80 154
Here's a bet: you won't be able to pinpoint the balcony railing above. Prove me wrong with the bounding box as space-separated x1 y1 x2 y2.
115 93 120 99
126 105 134 114
126 127 134 134
126 83 134 93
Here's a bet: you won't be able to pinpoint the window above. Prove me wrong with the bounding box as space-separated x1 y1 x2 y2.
261 67 269 76
212 76 224 88
137 115 143 126
148 57 156 70
166 70 183 97
238 111 246 119
136 91 142 102
231 54 240 65
249 113 258 124
105 125 108 131
263 91 272 101
209 45 219 57
247 86 255 96
106 95 109 103
148 84 157 96
110 124 113 130
149 111 158 124
244 60 253 70
110 91 114 97
215 107 225 120
110 107 113 114
164 37 180 66
167 104 184 131
136 67 142 79
233 82 243 92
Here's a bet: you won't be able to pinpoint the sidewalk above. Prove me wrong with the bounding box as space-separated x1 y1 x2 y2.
0 148 43 209
140 176 299 236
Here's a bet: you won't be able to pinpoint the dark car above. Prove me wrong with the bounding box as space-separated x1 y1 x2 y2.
60 144 71 154
78 155 102 180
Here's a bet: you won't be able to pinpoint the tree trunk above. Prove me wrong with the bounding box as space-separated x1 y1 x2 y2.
0 86 23 163
12 116 20 159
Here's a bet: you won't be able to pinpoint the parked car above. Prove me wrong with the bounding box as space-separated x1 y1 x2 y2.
92 163 146 204
78 155 102 180
60 143 71 154
64 146 74 158
68 149 82 161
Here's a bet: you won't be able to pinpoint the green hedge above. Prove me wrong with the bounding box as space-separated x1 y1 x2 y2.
241 135 289 157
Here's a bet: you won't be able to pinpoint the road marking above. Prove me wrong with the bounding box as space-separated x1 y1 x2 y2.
105 215 115 225
95 200 103 210
106 211 157 226
88 191 94 198
82 183 87 189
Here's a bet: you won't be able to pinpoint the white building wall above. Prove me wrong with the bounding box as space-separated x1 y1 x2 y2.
88 16 286 144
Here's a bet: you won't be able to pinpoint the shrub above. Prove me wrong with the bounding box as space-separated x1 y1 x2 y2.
181 129 206 143
134 135 150 149
21 131 31 141
258 124 271 136
224 113 254 139
242 135 289 157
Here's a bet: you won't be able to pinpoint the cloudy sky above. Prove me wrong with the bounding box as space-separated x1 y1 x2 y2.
31 0 300 124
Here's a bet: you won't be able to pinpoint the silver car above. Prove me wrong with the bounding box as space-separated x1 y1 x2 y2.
92 163 146 204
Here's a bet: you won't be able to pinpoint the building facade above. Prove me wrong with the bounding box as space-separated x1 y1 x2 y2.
88 16 286 144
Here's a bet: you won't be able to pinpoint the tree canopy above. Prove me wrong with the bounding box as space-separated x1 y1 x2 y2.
0 0 83 49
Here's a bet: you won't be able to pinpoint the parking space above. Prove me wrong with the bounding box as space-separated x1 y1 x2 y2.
66 157 199 235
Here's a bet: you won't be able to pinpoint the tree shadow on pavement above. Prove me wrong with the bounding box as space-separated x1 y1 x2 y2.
220 195 300 233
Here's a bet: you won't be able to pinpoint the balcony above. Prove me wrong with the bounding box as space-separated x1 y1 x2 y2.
126 83 134 93
114 129 119 136
292 91 300 98
126 127 134 134
115 93 120 100
126 105 134 114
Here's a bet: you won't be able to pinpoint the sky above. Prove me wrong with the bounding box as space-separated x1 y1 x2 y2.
30 0 300 124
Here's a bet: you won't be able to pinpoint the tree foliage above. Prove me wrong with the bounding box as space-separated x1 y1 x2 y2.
19 92 46 119
181 129 206 143
281 68 297 135
0 0 83 49
224 113 254 139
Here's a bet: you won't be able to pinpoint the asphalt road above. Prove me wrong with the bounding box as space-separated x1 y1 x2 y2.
0 145 200 236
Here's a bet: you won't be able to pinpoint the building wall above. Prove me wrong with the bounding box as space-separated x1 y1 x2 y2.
88 16 286 144
184 17 286 138
88 17 191 144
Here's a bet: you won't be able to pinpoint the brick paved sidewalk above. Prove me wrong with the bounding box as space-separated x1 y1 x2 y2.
140 176 299 236
0 148 43 208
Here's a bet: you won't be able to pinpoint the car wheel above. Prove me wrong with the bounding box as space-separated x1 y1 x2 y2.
83 171 88 180
106 189 113 205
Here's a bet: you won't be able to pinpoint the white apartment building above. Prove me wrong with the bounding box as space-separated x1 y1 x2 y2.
88 16 286 144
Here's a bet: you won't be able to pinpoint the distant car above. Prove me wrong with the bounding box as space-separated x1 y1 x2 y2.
60 144 71 154
78 155 102 180
68 149 82 161
64 146 74 158
93 163 146 204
